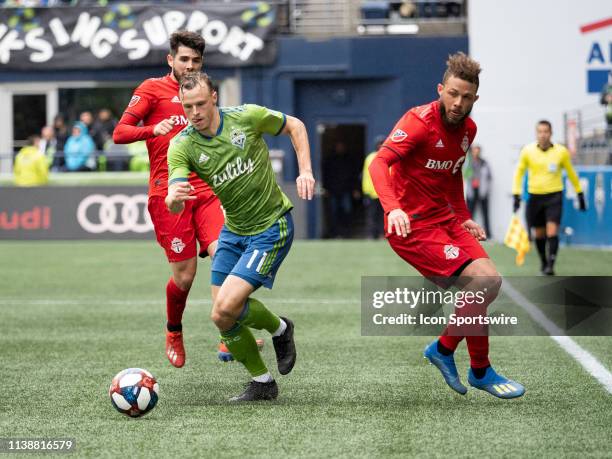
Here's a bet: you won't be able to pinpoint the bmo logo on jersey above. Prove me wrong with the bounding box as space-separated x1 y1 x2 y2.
424 156 465 174
169 115 189 126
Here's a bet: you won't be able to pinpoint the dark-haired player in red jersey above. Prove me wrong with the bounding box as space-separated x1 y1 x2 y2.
113 31 224 368
369 52 524 399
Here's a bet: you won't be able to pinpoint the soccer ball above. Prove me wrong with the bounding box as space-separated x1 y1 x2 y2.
109 368 159 418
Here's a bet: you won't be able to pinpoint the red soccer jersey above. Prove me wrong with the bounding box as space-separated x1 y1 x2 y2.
369 100 476 229
113 74 211 198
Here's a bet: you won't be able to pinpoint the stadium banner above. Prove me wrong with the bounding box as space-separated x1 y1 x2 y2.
361 276 612 337
0 2 277 69
561 166 612 246
0 186 154 240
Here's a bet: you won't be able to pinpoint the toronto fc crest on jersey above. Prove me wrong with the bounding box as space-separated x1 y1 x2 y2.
171 237 186 254
444 244 459 260
230 128 246 149
461 133 470 152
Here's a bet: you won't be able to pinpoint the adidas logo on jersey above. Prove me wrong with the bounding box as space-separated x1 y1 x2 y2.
171 95 181 103
435 139 444 148
198 153 209 164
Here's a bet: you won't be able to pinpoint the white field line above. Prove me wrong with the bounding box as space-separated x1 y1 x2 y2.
503 280 612 395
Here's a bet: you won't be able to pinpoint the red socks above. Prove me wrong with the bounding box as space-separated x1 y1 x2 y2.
166 277 189 330
438 295 491 368
438 333 490 368
439 332 463 352
466 336 490 368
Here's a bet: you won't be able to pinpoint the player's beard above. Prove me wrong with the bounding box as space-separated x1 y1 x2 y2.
172 68 183 83
439 102 472 126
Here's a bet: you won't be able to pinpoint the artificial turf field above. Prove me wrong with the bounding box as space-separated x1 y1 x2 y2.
1 240 611 458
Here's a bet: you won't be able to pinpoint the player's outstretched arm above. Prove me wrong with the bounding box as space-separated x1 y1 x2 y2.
282 115 315 200
114 115 175 144
368 148 409 236
113 112 155 144
165 182 196 214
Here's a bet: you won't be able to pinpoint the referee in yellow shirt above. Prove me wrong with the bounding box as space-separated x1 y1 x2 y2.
512 120 586 275
362 136 385 239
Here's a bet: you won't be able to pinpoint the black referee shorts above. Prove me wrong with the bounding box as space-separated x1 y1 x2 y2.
526 191 563 228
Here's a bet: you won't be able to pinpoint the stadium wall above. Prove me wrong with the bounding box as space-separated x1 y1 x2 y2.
0 180 307 240
468 0 612 244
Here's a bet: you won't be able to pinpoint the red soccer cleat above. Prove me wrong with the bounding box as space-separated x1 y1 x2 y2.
166 330 186 368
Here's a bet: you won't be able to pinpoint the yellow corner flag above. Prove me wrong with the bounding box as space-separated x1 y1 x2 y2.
504 215 530 266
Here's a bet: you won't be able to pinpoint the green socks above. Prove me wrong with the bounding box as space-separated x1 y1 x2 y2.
237 298 281 334
220 324 268 377
219 298 280 378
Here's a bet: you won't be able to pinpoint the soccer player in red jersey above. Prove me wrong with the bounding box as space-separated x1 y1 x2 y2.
113 31 224 368
369 52 524 399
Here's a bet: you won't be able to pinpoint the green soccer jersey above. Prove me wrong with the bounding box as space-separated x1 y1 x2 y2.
168 104 293 235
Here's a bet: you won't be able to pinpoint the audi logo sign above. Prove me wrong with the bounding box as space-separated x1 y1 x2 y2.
0 186 155 240
77 194 153 234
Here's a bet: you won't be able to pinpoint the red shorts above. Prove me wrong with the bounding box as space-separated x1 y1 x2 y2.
387 217 489 279
148 194 224 263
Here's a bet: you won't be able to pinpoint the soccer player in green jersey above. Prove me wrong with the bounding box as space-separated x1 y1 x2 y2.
166 72 315 401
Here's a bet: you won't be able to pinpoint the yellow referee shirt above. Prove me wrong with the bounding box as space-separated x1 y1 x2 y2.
512 142 582 195
362 151 378 199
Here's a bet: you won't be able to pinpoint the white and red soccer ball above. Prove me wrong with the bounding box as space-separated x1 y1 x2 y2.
109 368 159 418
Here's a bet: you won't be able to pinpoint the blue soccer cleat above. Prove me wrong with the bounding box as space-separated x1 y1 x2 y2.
468 366 525 399
218 339 264 362
423 340 468 395
218 341 233 362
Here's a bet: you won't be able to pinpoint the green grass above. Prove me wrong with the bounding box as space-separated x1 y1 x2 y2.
0 241 611 458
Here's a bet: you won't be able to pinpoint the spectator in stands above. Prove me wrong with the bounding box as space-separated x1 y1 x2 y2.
79 111 95 145
64 122 96 172
80 111 94 130
464 144 492 238
397 1 417 19
361 136 385 239
53 113 69 152
91 108 117 151
39 125 61 171
600 78 612 137
14 135 49 187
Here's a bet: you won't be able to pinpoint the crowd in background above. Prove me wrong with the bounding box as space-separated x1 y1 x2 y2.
13 108 150 186
0 0 223 6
